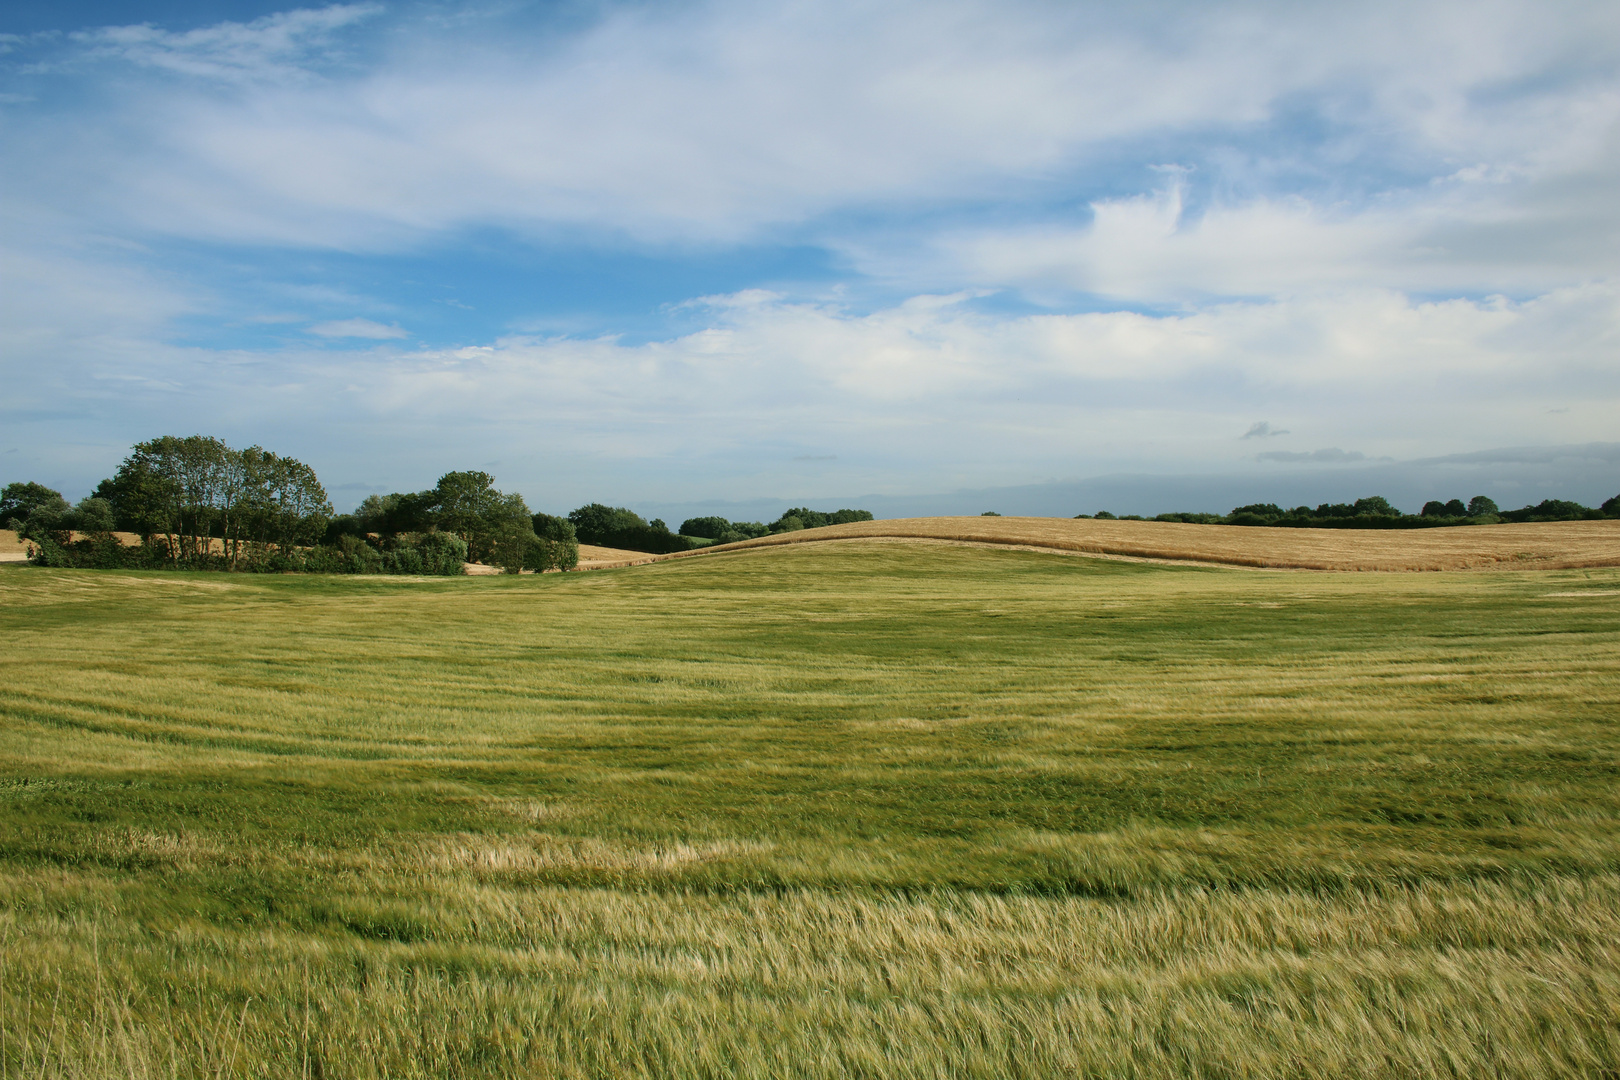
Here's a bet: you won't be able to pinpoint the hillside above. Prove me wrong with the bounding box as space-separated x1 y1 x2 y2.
692 515 1620 571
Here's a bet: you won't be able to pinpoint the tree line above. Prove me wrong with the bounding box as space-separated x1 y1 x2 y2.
1 436 578 574
1080 493 1620 528
562 505 875 553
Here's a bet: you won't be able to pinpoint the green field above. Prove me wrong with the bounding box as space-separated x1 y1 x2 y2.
2 543 1619 1078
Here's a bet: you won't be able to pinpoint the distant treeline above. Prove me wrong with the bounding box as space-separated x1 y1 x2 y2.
566 505 874 553
1 436 577 574
1079 494 1620 528
0 438 882 571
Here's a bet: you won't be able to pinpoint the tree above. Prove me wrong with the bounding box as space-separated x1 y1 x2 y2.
107 436 331 567
1468 496 1500 517
0 482 68 529
678 516 768 543
69 497 116 534
568 503 649 545
1352 496 1399 517
532 513 580 571
680 516 732 539
486 493 538 571
768 507 873 533
434 471 503 558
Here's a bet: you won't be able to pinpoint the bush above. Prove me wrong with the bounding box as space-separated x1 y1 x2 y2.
28 534 166 570
413 532 469 575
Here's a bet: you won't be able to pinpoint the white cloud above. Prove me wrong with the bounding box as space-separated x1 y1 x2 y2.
70 4 382 83
9 0 1615 270
307 318 408 339
3 272 1616 500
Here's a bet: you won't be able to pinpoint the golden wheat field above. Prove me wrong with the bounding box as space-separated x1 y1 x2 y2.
691 516 1620 571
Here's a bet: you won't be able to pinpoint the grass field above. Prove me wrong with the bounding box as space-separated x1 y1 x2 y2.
2 540 1619 1077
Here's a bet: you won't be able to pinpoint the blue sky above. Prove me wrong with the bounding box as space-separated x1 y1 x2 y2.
3 0 1618 515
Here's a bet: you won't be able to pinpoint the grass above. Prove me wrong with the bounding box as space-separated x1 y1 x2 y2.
1 543 1619 1077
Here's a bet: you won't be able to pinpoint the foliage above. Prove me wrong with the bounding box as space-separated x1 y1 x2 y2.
675 509 875 544
1191 493 1601 529
569 503 703 553
680 515 771 544
1499 498 1608 523
0 481 68 529
27 528 469 575
433 471 537 564
1 549 1618 1075
678 515 734 539
769 507 875 532
95 435 333 566
1167 492 1620 529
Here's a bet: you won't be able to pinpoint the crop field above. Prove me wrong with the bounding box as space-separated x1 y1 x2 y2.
697 516 1620 571
2 537 1619 1078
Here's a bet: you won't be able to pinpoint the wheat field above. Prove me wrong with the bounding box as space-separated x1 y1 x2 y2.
2 541 1619 1077
689 515 1620 571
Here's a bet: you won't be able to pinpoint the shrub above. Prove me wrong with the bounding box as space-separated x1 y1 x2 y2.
414 532 469 575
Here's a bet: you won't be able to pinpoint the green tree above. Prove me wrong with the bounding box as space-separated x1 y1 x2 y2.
532 513 580 571
568 503 649 545
1352 496 1400 517
680 515 732 539
68 497 116 534
1468 496 1500 517
0 482 68 529
434 471 503 558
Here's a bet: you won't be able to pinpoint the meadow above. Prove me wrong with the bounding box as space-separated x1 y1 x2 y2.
1 536 1619 1077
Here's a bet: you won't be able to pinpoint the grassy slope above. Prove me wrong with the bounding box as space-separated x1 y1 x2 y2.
1 546 1619 1077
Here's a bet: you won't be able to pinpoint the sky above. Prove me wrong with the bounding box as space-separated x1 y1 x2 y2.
2 0 1618 517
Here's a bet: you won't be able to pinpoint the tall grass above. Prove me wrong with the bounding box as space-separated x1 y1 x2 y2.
2 544 1618 1076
